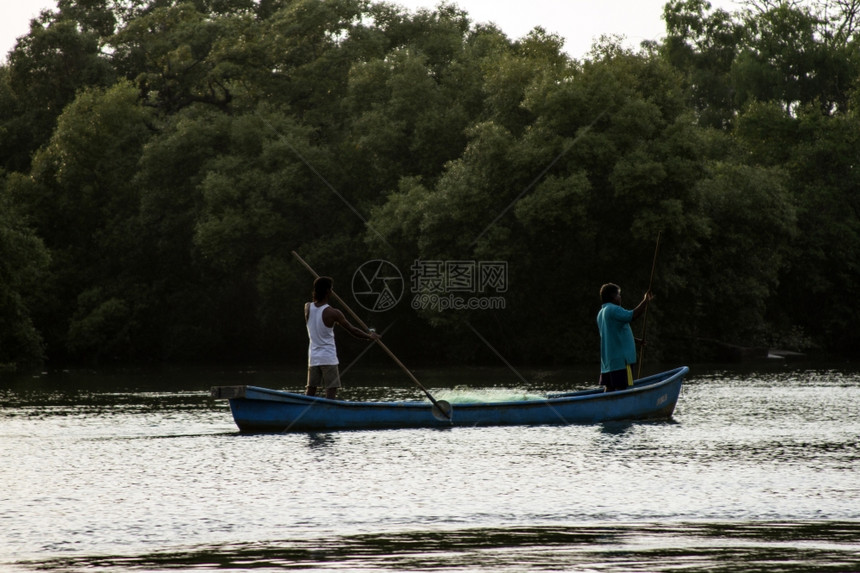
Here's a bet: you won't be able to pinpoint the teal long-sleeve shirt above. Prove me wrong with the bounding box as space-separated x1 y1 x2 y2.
597 302 637 373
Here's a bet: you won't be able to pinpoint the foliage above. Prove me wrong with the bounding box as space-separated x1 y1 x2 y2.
0 176 51 368
1 3 116 172
0 0 858 368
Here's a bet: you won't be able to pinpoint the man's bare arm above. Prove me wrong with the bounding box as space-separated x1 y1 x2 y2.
327 307 381 341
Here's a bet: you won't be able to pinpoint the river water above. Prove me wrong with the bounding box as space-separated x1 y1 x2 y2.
2 361 859 572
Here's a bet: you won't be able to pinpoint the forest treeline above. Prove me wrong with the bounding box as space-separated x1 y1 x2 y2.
1 0 859 370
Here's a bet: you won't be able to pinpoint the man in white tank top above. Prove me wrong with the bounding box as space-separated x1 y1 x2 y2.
305 276 380 399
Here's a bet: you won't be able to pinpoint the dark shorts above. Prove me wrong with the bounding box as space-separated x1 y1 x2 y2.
600 365 633 392
307 365 341 389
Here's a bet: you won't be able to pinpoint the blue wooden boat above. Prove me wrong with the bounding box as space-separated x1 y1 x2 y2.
211 366 688 432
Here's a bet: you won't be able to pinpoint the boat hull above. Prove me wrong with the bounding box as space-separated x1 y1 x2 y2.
211 366 688 432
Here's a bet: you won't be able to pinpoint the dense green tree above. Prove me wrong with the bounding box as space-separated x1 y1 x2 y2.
660 0 860 356
1 0 858 369
112 2 239 113
733 2 858 114
736 99 860 353
664 1 860 121
366 36 802 364
8 82 153 361
337 4 493 206
662 0 745 128
131 105 238 359
0 176 51 369
1 2 116 172
365 42 676 362
192 109 363 356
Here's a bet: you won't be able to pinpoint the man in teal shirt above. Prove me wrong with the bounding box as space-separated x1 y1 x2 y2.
597 283 653 392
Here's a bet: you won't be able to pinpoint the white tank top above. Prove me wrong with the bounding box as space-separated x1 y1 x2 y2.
307 303 338 366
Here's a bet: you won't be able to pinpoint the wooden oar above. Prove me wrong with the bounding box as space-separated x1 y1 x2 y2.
291 251 452 421
637 231 661 379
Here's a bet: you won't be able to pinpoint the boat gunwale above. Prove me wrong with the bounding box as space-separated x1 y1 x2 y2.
228 366 688 411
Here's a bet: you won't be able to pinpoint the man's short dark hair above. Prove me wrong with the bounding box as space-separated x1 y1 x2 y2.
600 283 620 304
313 277 333 302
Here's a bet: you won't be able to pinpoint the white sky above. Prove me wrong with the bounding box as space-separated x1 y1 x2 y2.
2 0 739 63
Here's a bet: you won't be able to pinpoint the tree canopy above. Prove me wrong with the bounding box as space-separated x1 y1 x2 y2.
1 0 858 369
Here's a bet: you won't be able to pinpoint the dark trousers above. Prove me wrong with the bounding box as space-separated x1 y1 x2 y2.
600 365 632 392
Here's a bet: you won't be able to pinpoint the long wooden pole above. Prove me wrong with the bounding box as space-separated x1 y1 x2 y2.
638 231 661 379
291 251 452 420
